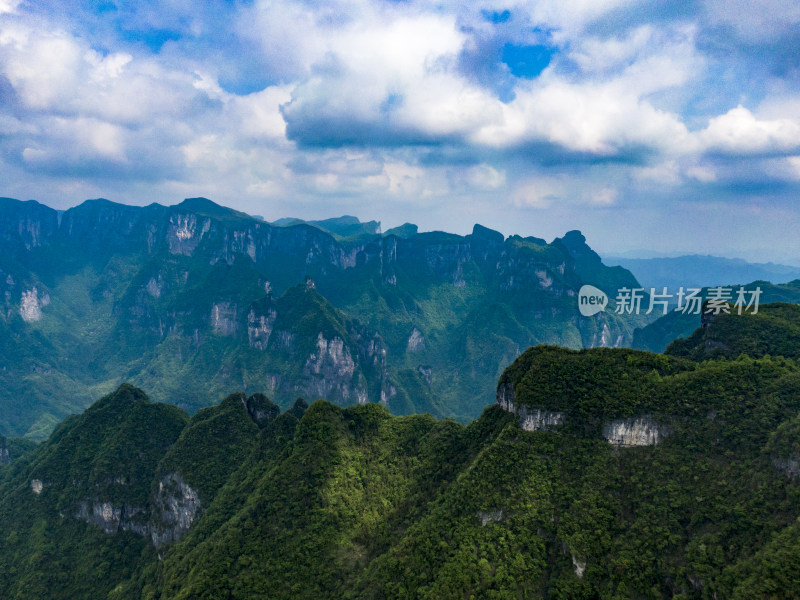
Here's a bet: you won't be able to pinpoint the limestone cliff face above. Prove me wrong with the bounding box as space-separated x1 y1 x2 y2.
477 508 504 526
496 381 565 432
0 198 630 309
168 213 211 256
602 417 668 447
149 472 203 547
247 307 277 350
0 198 633 342
75 500 149 536
66 473 202 547
0 195 643 434
497 380 667 446
242 289 389 407
0 198 59 252
20 286 49 322
211 302 239 336
406 328 425 353
497 251 571 295
302 333 367 405
58 199 167 252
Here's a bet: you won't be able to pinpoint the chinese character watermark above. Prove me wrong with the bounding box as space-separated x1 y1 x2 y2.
577 285 762 316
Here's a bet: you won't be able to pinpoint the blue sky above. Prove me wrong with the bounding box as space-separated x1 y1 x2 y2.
1 0 800 262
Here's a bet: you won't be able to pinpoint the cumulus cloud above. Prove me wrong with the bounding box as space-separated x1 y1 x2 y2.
1 0 800 258
0 0 19 15
700 106 800 156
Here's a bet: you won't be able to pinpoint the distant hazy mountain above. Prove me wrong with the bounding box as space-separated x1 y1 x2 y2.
383 222 418 238
604 254 800 290
0 197 645 439
631 280 800 353
271 215 381 239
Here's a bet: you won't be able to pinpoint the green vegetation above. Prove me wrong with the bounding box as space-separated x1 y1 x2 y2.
0 196 651 439
633 281 800 353
0 301 799 597
4 197 800 598
666 302 800 361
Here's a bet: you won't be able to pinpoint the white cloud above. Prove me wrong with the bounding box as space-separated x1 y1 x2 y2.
472 76 693 156
0 0 20 15
572 26 656 74
383 160 429 195
85 50 133 82
702 0 800 41
462 164 506 190
585 187 618 206
2 0 800 262
700 105 800 156
518 0 634 41
510 176 565 209
228 86 293 141
2 32 83 109
632 161 682 185
686 165 717 182
20 116 128 165
785 157 800 180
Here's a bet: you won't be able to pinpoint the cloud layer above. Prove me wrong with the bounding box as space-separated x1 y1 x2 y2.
1 0 799 260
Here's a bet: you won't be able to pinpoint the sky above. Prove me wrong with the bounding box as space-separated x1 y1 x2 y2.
1 1 800 262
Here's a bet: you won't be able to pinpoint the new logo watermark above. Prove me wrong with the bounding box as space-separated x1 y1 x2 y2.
577 285 762 316
578 285 608 317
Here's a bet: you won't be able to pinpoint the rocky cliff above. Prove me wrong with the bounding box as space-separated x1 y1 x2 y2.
0 196 646 438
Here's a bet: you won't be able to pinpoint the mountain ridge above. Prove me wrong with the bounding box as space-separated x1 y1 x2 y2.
605 254 800 290
0 195 647 439
2 302 800 597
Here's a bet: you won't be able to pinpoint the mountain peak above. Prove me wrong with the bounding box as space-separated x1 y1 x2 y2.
555 229 601 263
175 197 224 212
75 197 128 210
383 222 418 238
471 224 504 244
273 215 381 238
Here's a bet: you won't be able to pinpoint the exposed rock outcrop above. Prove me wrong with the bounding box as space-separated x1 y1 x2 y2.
243 392 280 427
302 333 367 405
211 302 239 336
498 380 667 445
150 472 203 547
20 287 49 322
75 501 149 536
248 307 277 350
602 417 668 447
496 382 565 432
407 328 425 353
478 508 504 526
168 213 211 255
572 555 587 578
68 472 203 547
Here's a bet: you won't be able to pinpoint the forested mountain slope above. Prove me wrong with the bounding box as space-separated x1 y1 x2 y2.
0 196 644 438
1 304 800 598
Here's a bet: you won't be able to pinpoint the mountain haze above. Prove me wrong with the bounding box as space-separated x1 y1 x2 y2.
605 254 800 291
632 280 800 353
0 196 646 439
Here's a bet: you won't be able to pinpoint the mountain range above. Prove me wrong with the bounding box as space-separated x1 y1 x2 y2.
0 196 644 439
604 254 800 291
2 303 800 598
631 280 800 353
